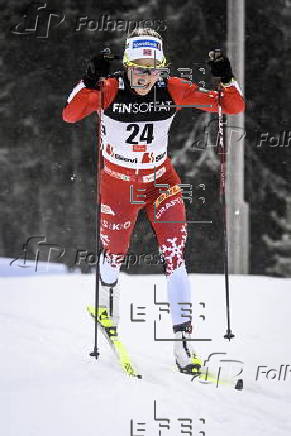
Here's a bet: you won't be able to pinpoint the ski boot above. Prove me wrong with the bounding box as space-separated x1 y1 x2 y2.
98 278 120 337
173 321 202 375
97 306 118 338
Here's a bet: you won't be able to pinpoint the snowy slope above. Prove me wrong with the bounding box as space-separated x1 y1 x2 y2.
0 272 291 436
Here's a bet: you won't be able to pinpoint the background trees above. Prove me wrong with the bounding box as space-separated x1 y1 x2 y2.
1 0 290 275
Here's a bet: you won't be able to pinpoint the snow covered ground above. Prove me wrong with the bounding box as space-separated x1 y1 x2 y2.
0 270 291 436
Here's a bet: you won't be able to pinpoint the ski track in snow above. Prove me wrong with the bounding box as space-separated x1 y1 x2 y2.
0 273 291 436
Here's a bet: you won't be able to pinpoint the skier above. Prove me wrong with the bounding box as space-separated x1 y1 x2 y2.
62 28 245 374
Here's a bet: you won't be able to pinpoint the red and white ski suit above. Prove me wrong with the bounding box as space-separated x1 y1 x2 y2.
63 74 244 279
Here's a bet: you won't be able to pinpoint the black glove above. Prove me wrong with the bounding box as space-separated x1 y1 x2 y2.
208 49 234 83
83 49 112 89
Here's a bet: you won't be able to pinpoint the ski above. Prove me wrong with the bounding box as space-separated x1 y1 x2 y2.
189 369 243 390
196 368 243 390
87 305 142 379
175 361 243 390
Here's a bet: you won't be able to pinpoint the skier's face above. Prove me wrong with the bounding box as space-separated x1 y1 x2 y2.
126 58 160 95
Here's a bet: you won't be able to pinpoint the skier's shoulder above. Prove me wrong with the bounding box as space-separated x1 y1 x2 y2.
167 76 199 105
167 76 199 91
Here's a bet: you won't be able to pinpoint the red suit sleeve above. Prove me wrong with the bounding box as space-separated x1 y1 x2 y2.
168 77 245 114
62 78 118 123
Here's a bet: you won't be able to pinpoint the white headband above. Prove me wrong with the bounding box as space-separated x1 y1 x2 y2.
123 36 165 65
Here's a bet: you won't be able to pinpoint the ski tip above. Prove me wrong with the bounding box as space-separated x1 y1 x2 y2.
234 378 244 391
87 305 96 318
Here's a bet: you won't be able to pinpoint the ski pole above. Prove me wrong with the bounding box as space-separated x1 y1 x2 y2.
89 48 120 359
90 67 106 359
217 86 235 341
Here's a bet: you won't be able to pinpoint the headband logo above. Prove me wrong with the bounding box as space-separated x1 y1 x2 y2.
132 39 161 50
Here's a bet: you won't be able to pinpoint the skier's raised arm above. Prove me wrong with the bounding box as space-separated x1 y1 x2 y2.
62 53 118 123
168 49 245 115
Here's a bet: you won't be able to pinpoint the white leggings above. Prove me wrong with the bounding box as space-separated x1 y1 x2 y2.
99 253 192 328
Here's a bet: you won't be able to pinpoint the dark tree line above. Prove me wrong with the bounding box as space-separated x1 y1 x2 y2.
0 0 290 276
